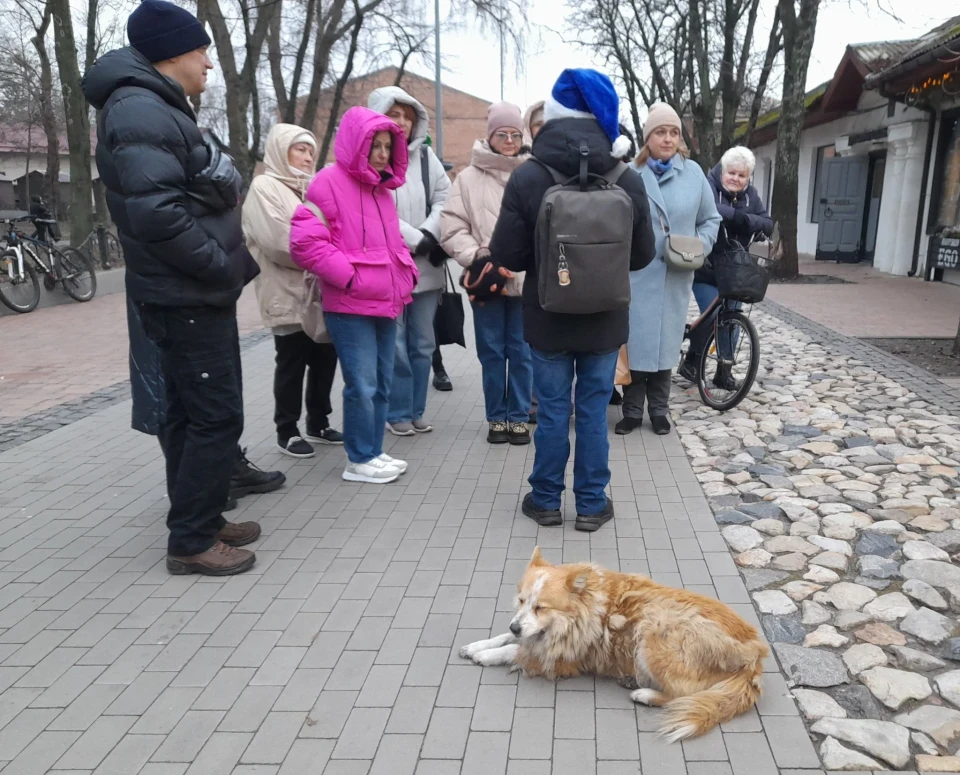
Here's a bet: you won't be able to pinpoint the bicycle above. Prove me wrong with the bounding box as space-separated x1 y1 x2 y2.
78 226 123 270
677 223 782 412
0 213 97 313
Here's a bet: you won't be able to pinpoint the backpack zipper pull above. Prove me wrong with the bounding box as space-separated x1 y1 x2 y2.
557 243 571 286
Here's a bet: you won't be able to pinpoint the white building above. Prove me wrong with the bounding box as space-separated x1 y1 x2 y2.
748 17 960 285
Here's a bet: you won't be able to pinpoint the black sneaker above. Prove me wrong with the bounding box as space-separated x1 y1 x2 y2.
278 436 315 458
487 421 509 444
433 370 453 391
508 422 531 445
615 417 642 435
230 447 287 499
650 415 671 435
576 498 614 532
305 428 344 445
522 493 562 526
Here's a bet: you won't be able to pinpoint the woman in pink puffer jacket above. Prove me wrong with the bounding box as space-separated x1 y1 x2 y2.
290 105 419 485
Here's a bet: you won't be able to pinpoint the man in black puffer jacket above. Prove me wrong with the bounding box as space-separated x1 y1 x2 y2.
489 69 656 533
82 0 274 576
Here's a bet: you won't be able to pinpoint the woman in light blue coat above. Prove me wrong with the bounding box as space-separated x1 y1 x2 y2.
620 103 721 436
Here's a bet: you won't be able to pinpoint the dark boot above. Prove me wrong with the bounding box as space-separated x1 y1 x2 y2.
575 498 614 532
166 541 255 576
433 369 453 391
609 389 623 406
678 353 699 383
650 415 671 435
713 363 737 391
615 417 642 435
230 447 286 499
216 520 262 547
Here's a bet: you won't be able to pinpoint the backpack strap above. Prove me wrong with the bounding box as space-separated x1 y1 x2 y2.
420 146 431 220
532 157 629 189
531 158 567 186
601 161 629 184
302 199 328 226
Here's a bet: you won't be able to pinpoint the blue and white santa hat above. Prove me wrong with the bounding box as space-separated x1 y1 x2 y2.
543 68 631 159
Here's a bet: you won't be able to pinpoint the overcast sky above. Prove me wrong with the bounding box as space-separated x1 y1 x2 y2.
410 0 954 119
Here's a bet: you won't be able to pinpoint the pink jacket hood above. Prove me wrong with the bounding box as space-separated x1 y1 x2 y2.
335 105 409 189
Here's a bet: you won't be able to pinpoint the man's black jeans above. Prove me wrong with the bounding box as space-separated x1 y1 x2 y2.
141 304 244 556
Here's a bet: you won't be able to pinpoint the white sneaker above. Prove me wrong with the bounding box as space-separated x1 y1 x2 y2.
342 458 400 484
377 453 408 474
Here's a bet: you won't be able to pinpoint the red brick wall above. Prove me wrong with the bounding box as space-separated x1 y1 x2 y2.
310 67 491 177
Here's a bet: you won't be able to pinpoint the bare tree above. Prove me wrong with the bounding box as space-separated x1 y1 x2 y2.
317 0 363 165
569 0 781 167
770 0 820 280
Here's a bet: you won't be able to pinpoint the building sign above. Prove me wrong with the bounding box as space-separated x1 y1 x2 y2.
928 233 960 269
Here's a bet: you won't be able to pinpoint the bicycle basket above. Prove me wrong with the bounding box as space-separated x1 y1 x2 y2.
714 247 771 304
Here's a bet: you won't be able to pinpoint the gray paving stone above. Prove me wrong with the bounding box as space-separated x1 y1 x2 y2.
461 731 509 775
331 707 390 760
151 710 224 763
761 716 821 769
552 739 597 775
554 688 595 739
386 686 438 734
2 729 81 775
130 687 202 735
300 691 358 739
471 684 516 732
681 726 727 761
725 732 779 775
276 739 334 775
368 733 422 775
421 706 471 759
638 732 687 774
596 709 640 760
53 715 136 770
191 668 256 711
91 733 163 775
240 712 303 764
510 707 554 759
182 731 252 775
217 685 282 733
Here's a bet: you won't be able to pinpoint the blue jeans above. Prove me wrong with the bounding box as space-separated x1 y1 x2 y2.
528 348 618 516
325 312 397 464
692 282 741 360
472 297 532 423
388 290 440 423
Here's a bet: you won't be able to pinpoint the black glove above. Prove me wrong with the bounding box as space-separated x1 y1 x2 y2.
460 255 504 301
731 210 750 230
414 229 438 258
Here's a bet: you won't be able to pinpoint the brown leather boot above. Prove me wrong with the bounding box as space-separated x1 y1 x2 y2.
216 520 262 547
166 541 255 576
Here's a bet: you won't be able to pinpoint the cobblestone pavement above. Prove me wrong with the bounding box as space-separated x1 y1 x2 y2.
675 302 960 772
0 314 835 774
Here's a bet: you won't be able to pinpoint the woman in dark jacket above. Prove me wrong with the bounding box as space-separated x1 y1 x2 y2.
679 145 772 388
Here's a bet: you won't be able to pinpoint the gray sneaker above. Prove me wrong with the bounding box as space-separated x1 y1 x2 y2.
387 422 416 436
412 419 433 433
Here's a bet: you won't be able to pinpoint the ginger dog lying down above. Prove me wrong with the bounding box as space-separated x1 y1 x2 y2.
459 547 768 741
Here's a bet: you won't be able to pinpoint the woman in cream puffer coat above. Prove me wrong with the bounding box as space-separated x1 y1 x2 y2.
241 123 343 459
440 101 532 445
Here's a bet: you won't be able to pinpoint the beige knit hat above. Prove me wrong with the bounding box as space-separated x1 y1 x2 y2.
487 101 523 138
643 103 682 143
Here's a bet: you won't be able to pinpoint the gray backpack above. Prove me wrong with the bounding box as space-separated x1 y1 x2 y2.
534 145 634 315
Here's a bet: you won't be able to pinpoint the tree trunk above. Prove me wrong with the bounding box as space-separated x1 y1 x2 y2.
954 313 960 357
743 7 782 148
770 0 820 280
317 5 363 167
32 6 62 219
85 0 98 70
49 0 93 246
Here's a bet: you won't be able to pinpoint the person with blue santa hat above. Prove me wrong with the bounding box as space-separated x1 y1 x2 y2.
488 68 656 533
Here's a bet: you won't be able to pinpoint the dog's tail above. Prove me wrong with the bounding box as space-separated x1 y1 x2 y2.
657 660 764 742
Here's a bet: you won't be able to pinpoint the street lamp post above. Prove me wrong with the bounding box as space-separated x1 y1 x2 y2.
433 0 443 160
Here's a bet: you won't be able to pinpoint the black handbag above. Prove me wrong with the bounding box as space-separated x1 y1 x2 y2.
434 262 466 347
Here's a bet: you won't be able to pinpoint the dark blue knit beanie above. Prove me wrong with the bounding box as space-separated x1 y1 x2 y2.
127 0 212 63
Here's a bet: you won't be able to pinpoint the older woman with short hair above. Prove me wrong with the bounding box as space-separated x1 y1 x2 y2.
678 145 772 388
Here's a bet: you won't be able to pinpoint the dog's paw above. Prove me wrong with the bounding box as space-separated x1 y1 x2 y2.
630 688 663 706
458 642 482 660
472 649 500 667
617 675 640 690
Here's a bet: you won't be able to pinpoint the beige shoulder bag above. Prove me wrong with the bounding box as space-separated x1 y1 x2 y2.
299 200 332 344
656 206 705 272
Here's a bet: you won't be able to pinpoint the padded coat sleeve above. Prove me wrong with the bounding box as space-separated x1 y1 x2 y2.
488 170 532 274
104 93 235 286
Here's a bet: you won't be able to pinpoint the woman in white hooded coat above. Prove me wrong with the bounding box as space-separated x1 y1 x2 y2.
241 124 343 458
367 85 452 436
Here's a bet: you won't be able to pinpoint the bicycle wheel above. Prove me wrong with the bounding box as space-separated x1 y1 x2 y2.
0 250 41 313
696 310 759 411
57 247 97 302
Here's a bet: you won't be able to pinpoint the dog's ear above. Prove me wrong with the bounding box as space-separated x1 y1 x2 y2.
529 546 547 567
566 568 590 593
